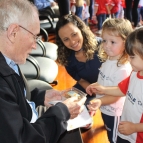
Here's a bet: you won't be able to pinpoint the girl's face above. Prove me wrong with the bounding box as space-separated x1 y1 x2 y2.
102 30 125 60
128 53 143 74
58 22 83 51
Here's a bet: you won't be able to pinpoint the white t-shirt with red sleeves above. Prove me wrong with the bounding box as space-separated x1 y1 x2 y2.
118 71 143 143
96 59 132 116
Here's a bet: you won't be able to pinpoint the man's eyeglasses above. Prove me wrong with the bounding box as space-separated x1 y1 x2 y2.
19 25 40 42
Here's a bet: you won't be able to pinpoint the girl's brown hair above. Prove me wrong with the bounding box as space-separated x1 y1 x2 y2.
125 27 143 59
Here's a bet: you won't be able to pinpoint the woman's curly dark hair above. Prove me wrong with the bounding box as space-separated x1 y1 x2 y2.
55 14 98 66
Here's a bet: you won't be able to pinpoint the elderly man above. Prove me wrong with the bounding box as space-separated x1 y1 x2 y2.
0 0 86 143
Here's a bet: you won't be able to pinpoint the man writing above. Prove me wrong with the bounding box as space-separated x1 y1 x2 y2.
0 0 86 142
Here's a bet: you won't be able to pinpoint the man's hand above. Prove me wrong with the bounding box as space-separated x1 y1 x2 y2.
63 96 86 119
44 89 62 107
118 121 136 135
86 82 105 95
87 98 101 112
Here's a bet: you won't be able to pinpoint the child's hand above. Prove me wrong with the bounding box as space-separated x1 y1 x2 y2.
86 82 105 95
87 98 101 112
118 121 136 135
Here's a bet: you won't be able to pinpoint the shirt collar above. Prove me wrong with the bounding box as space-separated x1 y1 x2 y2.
3 54 19 75
3 54 15 66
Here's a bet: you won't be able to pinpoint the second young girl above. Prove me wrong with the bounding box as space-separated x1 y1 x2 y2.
86 18 133 143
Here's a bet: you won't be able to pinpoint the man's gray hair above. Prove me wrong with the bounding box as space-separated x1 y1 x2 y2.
0 0 39 31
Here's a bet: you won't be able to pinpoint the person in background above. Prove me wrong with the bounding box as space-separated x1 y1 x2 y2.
86 18 133 143
88 0 97 25
34 0 60 17
118 0 124 19
56 14 102 110
121 0 126 18
70 0 76 15
137 0 143 26
110 0 121 18
56 0 70 16
0 0 86 142
82 0 90 25
86 27 143 143
125 0 140 28
75 0 84 19
94 0 110 35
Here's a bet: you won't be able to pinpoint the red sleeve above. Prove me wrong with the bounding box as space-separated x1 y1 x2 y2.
118 76 130 95
105 0 110 4
95 0 98 3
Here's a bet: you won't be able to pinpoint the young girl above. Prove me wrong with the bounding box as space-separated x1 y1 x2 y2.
86 27 143 143
86 18 133 143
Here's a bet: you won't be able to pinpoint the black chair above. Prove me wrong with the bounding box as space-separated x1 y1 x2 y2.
39 6 59 20
30 40 58 61
39 27 48 41
27 79 53 92
29 0 57 33
19 55 58 85
39 14 57 33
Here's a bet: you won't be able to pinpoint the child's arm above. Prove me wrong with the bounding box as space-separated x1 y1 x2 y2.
86 82 125 96
106 4 111 15
78 78 91 90
87 95 121 111
118 121 143 135
94 3 98 15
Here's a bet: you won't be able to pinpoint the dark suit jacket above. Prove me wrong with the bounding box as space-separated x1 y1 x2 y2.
0 52 70 143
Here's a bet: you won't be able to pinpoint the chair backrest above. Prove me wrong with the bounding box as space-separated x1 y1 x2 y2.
30 40 46 57
39 27 48 41
19 55 40 79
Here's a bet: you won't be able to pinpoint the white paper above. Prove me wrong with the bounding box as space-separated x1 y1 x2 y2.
48 101 92 131
67 105 92 131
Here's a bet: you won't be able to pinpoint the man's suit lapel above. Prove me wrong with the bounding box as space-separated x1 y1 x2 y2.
18 66 31 101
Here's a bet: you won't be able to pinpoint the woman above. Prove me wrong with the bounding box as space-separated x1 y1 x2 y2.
56 14 102 106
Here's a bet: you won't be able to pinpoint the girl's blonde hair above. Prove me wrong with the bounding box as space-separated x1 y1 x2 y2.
99 18 133 65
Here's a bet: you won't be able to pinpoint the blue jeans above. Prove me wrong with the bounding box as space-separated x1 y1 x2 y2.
75 6 83 19
112 11 119 18
89 0 94 20
97 14 106 30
